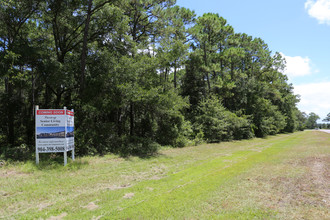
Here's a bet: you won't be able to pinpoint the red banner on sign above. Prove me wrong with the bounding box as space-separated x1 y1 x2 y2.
66 110 74 116
37 110 65 115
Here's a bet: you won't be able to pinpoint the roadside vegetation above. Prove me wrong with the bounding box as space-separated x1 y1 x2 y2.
0 0 314 159
0 131 329 219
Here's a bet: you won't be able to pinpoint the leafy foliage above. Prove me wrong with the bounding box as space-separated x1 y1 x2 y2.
194 96 253 142
0 1 306 160
305 112 320 129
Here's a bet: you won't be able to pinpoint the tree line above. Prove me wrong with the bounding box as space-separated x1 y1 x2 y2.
314 113 330 129
0 0 312 159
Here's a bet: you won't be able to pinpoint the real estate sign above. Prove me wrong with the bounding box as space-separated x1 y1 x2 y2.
66 110 74 151
35 106 74 165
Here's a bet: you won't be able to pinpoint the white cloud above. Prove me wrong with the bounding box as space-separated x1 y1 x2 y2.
294 82 330 120
280 53 313 78
305 0 330 25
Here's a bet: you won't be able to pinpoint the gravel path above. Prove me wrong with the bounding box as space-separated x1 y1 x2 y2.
319 130 330 134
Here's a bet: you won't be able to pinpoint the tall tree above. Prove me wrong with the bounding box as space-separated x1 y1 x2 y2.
306 112 320 129
156 5 195 89
190 13 234 93
0 0 40 148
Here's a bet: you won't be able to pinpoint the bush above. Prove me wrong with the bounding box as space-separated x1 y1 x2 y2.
192 130 205 146
194 97 229 143
253 98 286 137
119 136 160 157
193 96 253 143
223 112 254 140
2 144 32 161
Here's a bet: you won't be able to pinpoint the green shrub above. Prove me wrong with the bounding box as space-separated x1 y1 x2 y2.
253 98 286 137
194 96 253 143
119 136 160 157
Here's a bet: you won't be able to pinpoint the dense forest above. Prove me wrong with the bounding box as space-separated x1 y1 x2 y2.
0 0 311 159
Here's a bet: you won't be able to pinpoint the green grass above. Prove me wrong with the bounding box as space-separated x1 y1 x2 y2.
0 131 329 219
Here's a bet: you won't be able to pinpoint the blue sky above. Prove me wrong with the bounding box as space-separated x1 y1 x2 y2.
177 0 330 121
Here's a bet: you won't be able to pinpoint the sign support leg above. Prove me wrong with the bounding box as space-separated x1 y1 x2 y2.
35 105 39 165
64 151 67 166
72 149 75 161
36 151 39 165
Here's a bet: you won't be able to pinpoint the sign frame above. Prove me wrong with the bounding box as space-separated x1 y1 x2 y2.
35 105 75 165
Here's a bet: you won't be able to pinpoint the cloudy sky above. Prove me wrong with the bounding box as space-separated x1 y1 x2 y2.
177 0 330 121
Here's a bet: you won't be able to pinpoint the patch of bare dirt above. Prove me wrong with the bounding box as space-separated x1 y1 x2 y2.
0 170 30 178
307 156 330 206
47 212 67 220
92 215 103 220
83 202 99 211
116 165 168 183
144 164 168 180
1 191 10 197
38 202 52 211
123 193 135 199
105 183 131 191
249 145 270 152
270 156 330 208
148 176 163 180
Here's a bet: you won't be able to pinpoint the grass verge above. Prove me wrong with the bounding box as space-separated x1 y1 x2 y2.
0 131 329 219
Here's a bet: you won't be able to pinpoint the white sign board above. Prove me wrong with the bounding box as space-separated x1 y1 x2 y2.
66 110 74 151
35 107 74 165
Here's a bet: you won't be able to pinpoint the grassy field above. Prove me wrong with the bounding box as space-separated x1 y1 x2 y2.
0 131 329 219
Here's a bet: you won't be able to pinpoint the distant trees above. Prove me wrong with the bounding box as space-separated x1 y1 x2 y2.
0 0 308 159
323 113 330 122
305 112 320 129
316 112 330 129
